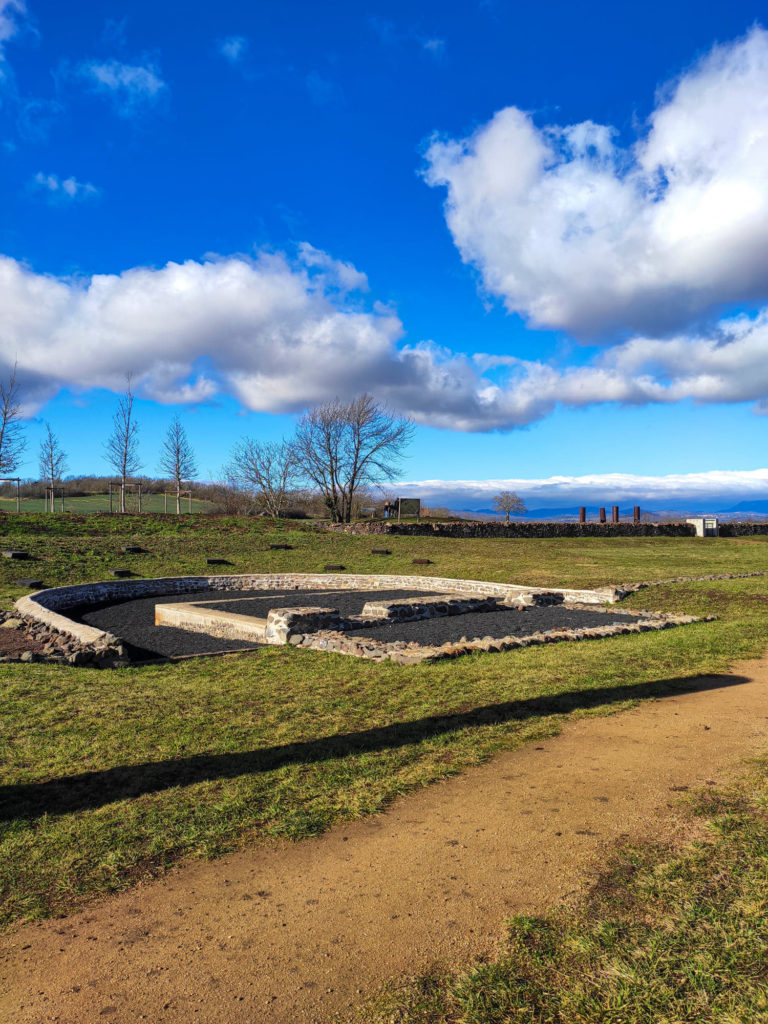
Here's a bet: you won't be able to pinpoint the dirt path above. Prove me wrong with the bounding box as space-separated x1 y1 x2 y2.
3 660 768 1024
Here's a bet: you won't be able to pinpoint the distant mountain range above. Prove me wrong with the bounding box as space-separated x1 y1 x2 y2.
449 500 768 522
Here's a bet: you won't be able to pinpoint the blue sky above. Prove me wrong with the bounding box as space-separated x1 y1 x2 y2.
3 0 768 508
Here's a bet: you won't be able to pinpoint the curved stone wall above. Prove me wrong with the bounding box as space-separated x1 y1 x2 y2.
14 572 617 646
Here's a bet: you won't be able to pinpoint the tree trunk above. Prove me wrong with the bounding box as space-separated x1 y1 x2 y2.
121 479 126 514
176 485 181 514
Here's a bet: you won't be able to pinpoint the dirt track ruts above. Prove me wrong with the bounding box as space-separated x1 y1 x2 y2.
2 661 768 1024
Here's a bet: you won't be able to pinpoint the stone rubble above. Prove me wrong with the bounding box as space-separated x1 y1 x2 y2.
0 608 127 668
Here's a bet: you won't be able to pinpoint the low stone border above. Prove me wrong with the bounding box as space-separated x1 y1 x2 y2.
289 608 712 665
13 572 616 658
8 571 718 668
612 570 768 598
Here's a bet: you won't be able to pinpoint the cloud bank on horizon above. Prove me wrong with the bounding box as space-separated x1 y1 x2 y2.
3 22 768 433
395 469 768 511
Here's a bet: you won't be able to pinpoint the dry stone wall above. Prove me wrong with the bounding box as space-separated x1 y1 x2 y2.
333 521 768 538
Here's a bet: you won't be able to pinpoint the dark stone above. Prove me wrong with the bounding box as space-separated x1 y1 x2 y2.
324 564 345 571
412 558 432 565
121 545 143 554
3 550 29 559
111 568 132 578
371 549 391 555
206 558 231 565
14 578 43 588
269 544 293 550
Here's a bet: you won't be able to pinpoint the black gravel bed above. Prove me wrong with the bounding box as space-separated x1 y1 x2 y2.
345 605 638 645
70 588 440 661
203 588 439 620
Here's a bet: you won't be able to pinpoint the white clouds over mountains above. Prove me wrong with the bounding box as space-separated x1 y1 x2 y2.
396 469 768 510
425 27 768 339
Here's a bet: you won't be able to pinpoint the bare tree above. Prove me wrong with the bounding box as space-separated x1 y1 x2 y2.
493 490 527 524
39 423 67 511
0 363 26 477
104 376 141 513
158 415 197 513
227 438 297 518
293 394 414 523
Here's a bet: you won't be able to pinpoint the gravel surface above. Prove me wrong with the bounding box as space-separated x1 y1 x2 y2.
72 588 439 660
203 588 438 619
346 605 637 645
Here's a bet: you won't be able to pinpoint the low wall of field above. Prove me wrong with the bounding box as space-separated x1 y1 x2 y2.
332 521 768 538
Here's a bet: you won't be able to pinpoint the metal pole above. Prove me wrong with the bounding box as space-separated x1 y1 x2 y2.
16 479 20 513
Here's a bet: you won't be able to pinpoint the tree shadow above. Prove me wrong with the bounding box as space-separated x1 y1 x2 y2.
0 672 750 822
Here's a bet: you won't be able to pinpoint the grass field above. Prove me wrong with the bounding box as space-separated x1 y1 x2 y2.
1 514 768 1017
0 493 215 515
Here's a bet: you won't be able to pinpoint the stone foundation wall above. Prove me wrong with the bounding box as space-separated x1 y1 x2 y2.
290 607 710 665
15 572 616 650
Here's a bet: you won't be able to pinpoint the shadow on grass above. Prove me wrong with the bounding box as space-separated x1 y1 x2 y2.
1 672 749 822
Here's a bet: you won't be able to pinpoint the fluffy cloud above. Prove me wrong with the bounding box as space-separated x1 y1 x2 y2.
424 27 768 338
218 36 247 64
0 248 402 413
31 171 98 201
1 248 768 430
77 59 167 115
395 469 768 510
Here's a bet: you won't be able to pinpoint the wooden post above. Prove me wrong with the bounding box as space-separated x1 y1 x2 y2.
164 492 168 514
599 507 606 524
579 507 586 523
612 505 619 524
16 479 20 513
138 484 142 514
188 491 192 514
633 505 640 524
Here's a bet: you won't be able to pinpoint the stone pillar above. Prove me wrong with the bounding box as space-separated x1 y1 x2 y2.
599 507 606 523
579 507 586 523
633 506 640 524
612 505 619 524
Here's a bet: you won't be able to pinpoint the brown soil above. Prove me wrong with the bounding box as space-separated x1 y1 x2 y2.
0 626 45 656
3 660 768 1024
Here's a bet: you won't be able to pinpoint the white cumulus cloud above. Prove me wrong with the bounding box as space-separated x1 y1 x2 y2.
0 247 767 430
424 27 768 338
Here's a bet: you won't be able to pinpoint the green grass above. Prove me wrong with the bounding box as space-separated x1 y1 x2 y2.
0 515 767 931
363 760 768 1024
0 494 215 514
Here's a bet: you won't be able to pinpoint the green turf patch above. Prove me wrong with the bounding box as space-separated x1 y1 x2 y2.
1 515 767 927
